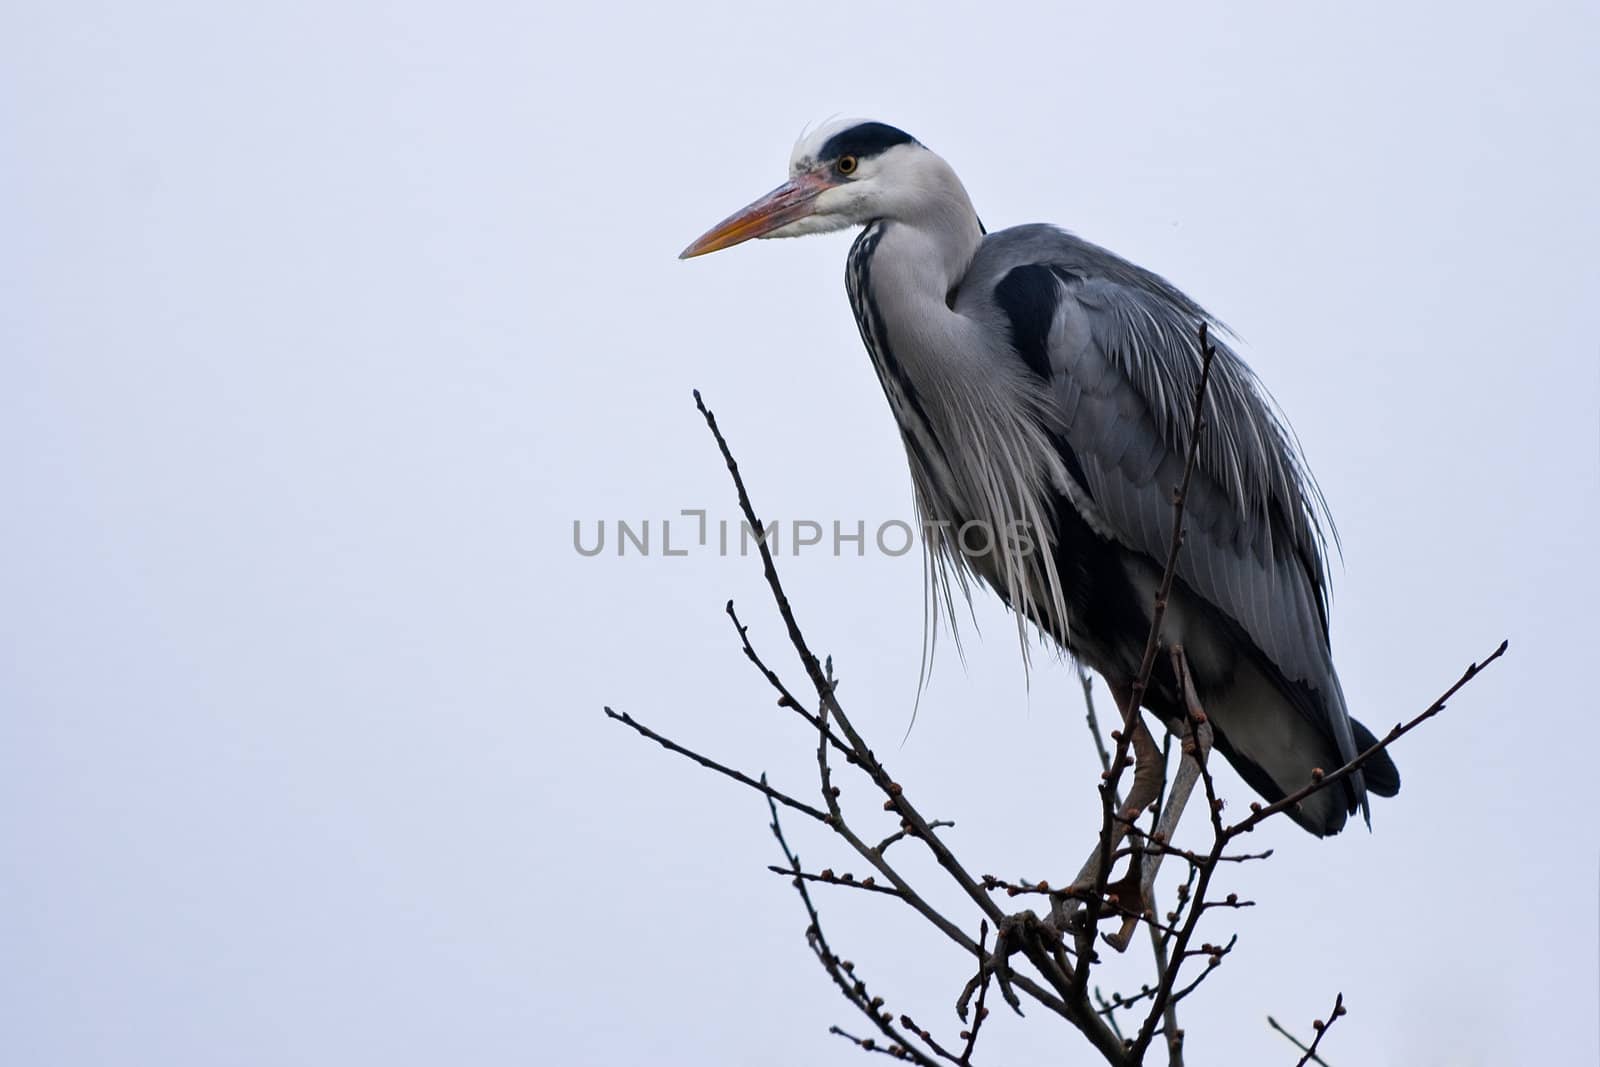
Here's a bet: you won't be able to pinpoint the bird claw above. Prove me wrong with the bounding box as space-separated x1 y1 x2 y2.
958 911 1058 1020
1049 852 1154 955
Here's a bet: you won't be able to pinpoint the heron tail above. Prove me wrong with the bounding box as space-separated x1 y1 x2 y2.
1349 717 1401 798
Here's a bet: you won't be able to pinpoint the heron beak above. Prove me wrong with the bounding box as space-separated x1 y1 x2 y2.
678 171 833 259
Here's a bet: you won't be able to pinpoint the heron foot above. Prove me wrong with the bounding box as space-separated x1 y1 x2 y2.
957 910 1062 1019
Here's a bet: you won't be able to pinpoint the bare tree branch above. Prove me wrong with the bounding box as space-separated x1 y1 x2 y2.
602 706 828 823
1267 1014 1332 1067
604 329 1507 1065
766 786 947 1067
1286 993 1346 1067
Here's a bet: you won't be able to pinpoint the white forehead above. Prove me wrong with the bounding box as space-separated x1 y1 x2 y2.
788 116 873 172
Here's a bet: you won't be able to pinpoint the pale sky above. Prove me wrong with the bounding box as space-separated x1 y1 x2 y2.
3 2 1597 1064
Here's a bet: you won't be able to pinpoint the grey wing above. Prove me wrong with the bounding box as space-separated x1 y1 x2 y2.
990 228 1355 766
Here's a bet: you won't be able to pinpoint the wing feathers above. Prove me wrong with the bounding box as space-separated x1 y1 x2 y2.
980 227 1355 787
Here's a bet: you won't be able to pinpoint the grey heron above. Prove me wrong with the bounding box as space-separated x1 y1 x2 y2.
680 119 1398 839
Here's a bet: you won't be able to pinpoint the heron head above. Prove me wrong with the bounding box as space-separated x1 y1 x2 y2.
679 119 943 258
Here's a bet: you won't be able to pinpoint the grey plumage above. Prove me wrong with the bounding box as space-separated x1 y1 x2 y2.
682 119 1399 836
961 226 1384 828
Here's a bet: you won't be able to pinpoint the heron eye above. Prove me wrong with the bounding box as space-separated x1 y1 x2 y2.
836 155 858 176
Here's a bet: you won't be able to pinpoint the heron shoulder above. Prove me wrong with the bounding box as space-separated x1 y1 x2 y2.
960 224 1211 324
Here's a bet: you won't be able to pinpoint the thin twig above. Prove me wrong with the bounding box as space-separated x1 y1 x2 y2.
1267 1015 1331 1067
602 707 828 823
876 821 956 856
1080 665 1115 777
1093 987 1126 1042
768 865 906 897
956 923 995 1064
727 599 854 758
1289 993 1345 1067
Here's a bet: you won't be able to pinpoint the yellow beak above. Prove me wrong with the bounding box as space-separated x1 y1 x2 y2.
679 171 833 259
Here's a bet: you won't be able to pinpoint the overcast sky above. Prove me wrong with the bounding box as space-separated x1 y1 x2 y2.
3 2 1597 1064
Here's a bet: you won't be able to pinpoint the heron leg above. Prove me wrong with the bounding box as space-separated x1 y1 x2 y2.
1060 681 1164 942
1106 645 1214 950
1121 699 1166 833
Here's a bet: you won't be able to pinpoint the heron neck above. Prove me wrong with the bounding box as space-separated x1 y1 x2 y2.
864 225 976 340
880 187 984 299
865 208 981 341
